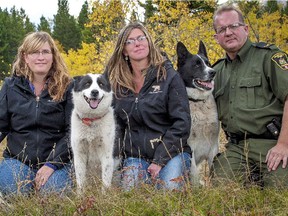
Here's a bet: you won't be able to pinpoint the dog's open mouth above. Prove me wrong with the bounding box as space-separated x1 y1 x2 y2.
84 95 103 109
193 79 214 91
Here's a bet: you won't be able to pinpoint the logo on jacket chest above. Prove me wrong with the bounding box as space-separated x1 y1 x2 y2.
149 85 162 94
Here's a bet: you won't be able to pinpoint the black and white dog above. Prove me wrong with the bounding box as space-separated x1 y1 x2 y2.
177 41 220 184
71 73 115 193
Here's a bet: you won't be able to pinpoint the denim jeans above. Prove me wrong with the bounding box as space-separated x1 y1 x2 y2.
121 153 191 191
0 158 73 195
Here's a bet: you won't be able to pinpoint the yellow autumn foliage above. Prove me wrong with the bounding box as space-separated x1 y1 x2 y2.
64 0 288 77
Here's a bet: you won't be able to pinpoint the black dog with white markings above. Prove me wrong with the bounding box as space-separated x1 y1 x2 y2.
177 41 220 185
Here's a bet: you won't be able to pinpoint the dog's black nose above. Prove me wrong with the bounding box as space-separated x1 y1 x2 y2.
209 69 216 77
91 89 99 97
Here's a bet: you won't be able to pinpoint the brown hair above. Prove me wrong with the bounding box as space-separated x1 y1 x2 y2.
12 31 71 101
213 5 245 31
107 22 166 96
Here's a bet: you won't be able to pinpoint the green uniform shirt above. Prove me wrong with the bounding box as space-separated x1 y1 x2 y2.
213 39 288 136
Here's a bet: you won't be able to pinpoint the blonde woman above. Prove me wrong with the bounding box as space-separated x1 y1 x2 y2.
0 31 73 195
107 22 192 190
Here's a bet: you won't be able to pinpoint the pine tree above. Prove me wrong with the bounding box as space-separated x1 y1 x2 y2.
138 0 157 23
265 1 279 13
53 0 82 52
24 17 35 33
37 16 52 34
78 0 89 30
0 7 34 79
281 1 288 15
78 1 94 44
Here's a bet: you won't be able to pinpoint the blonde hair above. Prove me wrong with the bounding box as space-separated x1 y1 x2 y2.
213 5 245 31
12 31 71 101
107 22 166 96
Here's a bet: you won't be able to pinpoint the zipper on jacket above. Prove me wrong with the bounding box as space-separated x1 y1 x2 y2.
36 96 40 107
35 96 40 159
135 97 138 110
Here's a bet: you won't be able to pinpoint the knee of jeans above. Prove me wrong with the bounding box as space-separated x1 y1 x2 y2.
0 180 33 195
122 165 148 181
121 159 150 190
40 177 73 194
40 166 73 194
0 159 34 195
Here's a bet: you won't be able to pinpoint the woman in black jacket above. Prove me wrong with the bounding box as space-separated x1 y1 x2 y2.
0 31 73 195
107 22 192 190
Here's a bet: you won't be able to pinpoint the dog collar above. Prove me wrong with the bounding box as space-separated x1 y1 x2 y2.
77 114 102 126
188 97 206 102
81 117 101 126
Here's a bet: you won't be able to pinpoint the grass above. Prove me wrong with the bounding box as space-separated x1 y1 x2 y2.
2 182 288 215
1 135 288 215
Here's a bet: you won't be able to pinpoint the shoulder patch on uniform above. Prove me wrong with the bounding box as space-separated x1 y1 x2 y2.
272 52 288 70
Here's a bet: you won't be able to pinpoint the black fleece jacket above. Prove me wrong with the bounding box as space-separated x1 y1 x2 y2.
114 60 192 166
0 76 73 169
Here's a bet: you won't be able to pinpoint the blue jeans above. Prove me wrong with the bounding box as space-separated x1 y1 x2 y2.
121 153 191 191
0 158 73 195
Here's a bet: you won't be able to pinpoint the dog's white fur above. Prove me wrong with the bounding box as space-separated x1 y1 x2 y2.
71 73 115 193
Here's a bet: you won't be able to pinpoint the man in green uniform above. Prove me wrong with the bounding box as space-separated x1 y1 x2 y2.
212 5 288 187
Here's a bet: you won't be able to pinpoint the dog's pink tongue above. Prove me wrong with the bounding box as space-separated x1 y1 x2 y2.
205 82 214 89
90 99 99 109
200 81 214 89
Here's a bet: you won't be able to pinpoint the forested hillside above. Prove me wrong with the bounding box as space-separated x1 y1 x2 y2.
1 0 288 80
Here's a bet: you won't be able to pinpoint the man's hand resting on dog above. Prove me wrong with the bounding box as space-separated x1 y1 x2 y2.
35 166 54 190
147 163 162 179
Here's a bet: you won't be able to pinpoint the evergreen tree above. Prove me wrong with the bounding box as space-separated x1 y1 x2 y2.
78 1 89 30
24 17 35 33
53 0 82 52
0 8 10 79
281 1 288 15
138 0 157 23
186 0 216 13
265 1 279 13
9 7 29 53
37 16 52 34
78 1 94 44
0 7 34 80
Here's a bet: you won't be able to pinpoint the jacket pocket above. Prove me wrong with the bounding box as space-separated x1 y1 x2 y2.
239 76 262 109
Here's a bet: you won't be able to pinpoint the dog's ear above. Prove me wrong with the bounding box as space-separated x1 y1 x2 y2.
176 41 189 68
99 70 112 92
73 76 83 83
102 67 109 81
198 40 208 58
72 75 83 89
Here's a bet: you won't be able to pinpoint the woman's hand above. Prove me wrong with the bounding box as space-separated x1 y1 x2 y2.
35 165 55 190
147 163 162 179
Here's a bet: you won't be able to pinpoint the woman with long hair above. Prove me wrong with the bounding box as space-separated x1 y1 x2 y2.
0 31 73 195
107 22 192 190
